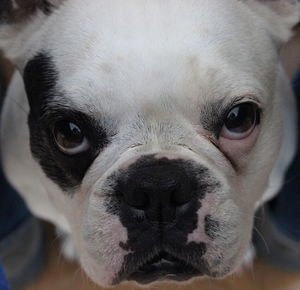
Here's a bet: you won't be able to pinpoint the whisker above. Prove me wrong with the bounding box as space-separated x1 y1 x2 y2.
253 225 270 254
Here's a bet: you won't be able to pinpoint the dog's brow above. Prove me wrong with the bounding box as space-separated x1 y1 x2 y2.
40 102 77 120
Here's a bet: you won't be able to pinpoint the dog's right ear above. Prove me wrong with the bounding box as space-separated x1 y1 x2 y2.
0 0 64 66
244 0 300 43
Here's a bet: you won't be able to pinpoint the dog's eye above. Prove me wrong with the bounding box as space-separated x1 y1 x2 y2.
220 103 259 140
53 120 90 154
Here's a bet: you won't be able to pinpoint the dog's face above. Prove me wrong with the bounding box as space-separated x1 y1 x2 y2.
1 0 299 286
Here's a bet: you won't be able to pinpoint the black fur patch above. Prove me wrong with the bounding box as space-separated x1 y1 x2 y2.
23 53 57 117
205 215 220 240
0 0 54 24
24 52 108 190
104 156 220 283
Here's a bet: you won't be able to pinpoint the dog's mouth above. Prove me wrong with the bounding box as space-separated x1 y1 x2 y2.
126 252 204 284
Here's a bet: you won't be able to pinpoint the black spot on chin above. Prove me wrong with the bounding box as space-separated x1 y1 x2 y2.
205 215 220 240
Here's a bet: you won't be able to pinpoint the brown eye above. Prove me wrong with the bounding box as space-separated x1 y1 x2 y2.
220 103 259 140
53 120 90 154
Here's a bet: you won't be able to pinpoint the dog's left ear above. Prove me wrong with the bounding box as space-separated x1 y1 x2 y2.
244 0 300 43
0 0 64 66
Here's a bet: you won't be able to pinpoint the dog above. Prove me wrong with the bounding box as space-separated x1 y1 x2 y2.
0 0 299 287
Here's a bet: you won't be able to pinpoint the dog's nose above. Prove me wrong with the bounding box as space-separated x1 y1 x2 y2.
117 163 197 222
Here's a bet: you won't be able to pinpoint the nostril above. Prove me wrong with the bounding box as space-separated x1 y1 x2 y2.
170 186 192 206
170 178 195 206
123 189 149 210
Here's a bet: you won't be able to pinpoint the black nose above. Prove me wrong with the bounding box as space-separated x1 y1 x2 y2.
117 161 197 223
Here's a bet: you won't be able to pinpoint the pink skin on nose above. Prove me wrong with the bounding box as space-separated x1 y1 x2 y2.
119 156 140 170
154 153 187 160
120 152 188 171
187 193 217 244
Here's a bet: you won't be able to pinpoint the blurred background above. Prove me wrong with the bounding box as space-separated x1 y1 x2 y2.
0 26 300 290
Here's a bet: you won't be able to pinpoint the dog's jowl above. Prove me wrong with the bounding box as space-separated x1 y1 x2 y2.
0 0 299 287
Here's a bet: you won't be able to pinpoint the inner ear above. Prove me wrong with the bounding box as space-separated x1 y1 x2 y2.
0 0 62 25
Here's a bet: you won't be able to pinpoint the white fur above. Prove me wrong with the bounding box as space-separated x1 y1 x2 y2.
0 0 299 286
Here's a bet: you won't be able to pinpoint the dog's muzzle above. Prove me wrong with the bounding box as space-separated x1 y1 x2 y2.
105 155 217 284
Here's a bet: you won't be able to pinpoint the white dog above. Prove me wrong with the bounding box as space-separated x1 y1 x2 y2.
0 0 299 286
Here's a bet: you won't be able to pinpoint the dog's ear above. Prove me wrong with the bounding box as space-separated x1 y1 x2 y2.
0 0 64 65
244 0 300 43
0 0 63 24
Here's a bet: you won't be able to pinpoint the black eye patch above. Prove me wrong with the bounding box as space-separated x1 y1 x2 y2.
24 52 109 191
41 108 109 157
23 52 58 118
29 109 108 191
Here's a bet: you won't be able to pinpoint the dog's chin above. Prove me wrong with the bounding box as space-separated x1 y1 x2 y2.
82 248 239 287
118 252 206 285
115 248 243 286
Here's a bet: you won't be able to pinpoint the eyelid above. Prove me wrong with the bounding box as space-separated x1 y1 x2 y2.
226 95 262 111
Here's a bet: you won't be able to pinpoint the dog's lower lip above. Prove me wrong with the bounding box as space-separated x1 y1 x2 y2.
126 253 203 284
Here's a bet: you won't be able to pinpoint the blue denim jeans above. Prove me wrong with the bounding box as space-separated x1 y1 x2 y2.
0 262 9 290
0 170 31 241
